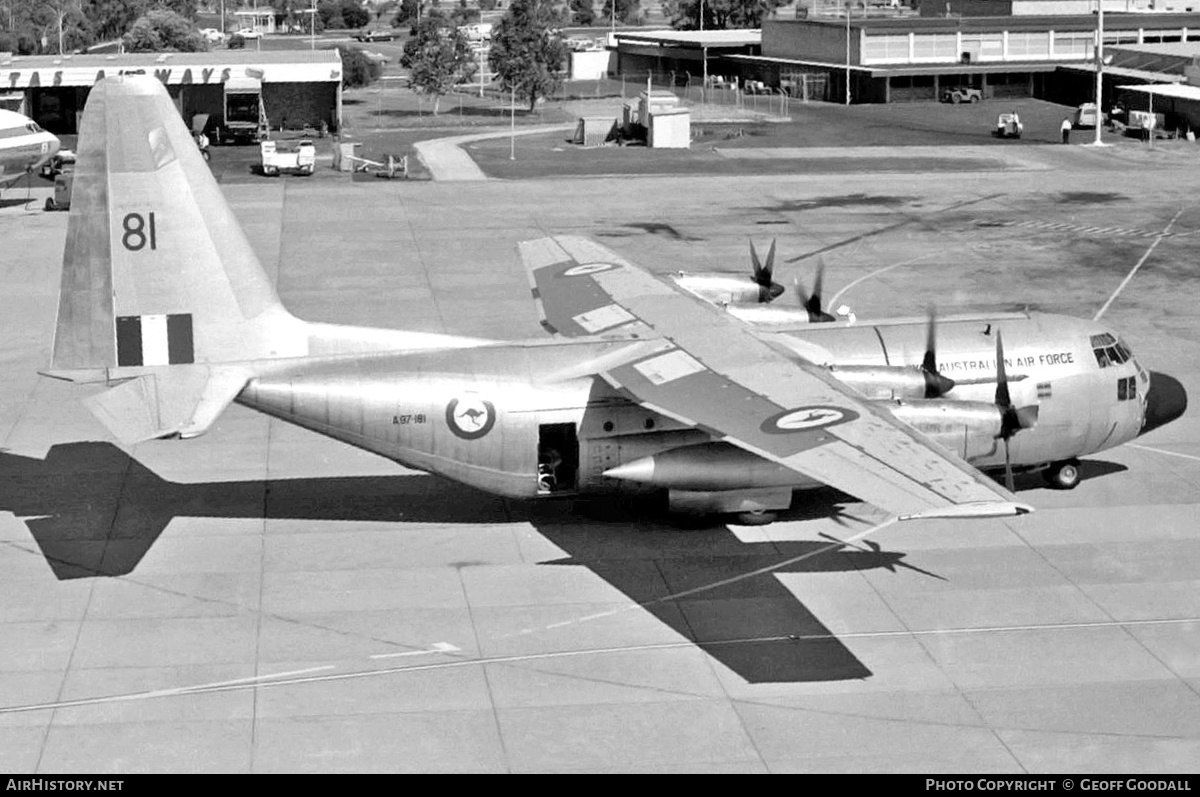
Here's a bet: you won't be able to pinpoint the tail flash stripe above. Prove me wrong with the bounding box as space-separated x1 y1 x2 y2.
167 314 194 364
115 313 194 367
142 315 170 366
115 316 143 367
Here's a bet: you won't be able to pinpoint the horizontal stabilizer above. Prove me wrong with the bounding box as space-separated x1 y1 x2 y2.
83 365 250 445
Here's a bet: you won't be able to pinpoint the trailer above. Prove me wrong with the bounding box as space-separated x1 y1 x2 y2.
223 77 267 144
260 139 316 176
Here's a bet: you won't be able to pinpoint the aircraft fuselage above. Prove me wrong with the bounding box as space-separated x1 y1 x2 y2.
237 312 1162 505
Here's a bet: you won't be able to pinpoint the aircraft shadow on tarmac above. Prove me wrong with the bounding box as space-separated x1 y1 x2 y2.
0 442 1120 684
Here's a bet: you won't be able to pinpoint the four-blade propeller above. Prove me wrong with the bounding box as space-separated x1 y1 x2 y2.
993 329 1040 491
793 255 837 322
748 240 785 303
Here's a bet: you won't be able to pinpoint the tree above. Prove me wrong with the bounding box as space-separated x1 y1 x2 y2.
489 0 567 112
666 0 784 29
318 0 367 29
122 8 207 52
340 0 370 27
392 0 419 26
570 0 595 26
332 43 383 87
400 18 475 114
450 0 480 25
601 0 639 25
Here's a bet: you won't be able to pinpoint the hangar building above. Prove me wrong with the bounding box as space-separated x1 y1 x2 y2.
613 13 1200 103
0 49 343 134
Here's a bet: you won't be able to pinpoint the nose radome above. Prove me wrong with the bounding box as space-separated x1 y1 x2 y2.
1140 371 1188 436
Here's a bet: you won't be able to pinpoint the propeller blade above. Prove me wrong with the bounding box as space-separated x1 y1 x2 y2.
1003 437 1015 492
793 275 810 308
808 256 826 316
920 307 956 398
749 240 764 284
763 239 777 284
922 307 938 374
994 329 1012 410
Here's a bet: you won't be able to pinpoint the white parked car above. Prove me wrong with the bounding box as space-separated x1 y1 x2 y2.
199 27 227 43
233 27 263 39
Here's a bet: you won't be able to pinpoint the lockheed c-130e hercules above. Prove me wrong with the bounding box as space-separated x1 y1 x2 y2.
44 77 1188 527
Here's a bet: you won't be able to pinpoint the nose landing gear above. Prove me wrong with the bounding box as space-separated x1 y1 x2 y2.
1042 458 1082 490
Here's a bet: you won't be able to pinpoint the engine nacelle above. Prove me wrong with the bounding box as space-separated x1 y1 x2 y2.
884 399 1005 462
829 364 954 400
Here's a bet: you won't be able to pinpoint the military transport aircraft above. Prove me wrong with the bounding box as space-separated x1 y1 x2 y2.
42 76 1187 527
0 108 60 189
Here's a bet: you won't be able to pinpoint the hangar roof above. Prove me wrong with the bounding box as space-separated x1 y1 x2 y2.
773 12 1200 33
1117 81 1200 100
614 29 762 48
0 50 342 89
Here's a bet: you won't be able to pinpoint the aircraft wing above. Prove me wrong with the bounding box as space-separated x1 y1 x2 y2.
521 236 1030 520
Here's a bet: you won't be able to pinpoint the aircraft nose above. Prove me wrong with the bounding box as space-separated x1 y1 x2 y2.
1140 371 1188 436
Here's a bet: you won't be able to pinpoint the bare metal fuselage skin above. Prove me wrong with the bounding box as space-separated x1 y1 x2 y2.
237 312 1147 501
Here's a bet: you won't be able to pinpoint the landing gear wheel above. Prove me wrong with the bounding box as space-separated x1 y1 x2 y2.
732 510 779 526
1042 459 1081 490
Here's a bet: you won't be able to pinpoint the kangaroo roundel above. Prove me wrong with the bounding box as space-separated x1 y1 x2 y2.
446 394 496 440
561 262 619 278
762 405 859 434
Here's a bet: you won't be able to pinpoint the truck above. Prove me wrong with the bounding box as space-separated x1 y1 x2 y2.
1073 103 1099 128
223 76 267 144
260 139 316 176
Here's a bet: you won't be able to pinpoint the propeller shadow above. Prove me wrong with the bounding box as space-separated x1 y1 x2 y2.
0 442 945 684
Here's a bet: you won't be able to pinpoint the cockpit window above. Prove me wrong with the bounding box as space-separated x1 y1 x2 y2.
24 122 43 133
1092 334 1132 368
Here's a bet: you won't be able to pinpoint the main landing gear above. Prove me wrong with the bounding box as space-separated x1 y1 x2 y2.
1041 458 1082 490
733 509 779 526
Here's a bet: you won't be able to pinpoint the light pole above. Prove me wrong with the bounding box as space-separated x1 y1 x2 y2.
510 84 516 160
844 0 852 105
309 1 316 50
1093 0 1104 145
700 0 706 100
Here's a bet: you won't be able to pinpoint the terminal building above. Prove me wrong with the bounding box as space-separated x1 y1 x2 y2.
0 49 343 134
613 12 1200 105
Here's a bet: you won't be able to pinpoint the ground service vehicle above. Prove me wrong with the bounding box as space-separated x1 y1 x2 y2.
941 86 982 104
355 27 395 42
994 112 1023 138
222 77 267 144
260 139 316 176
1073 102 1098 128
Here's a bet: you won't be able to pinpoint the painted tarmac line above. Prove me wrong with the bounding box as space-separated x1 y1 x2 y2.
1128 443 1200 464
369 641 461 660
4 616 1199 716
1094 207 1186 321
0 665 336 714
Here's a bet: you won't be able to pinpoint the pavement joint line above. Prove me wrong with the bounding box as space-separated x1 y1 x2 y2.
4 616 1200 716
506 516 901 638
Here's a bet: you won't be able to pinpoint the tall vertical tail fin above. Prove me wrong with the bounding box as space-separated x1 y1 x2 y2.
49 75 304 377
